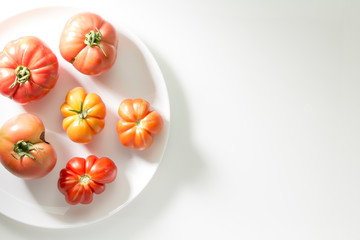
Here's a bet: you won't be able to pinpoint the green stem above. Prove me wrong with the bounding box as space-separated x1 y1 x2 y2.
11 140 43 164
10 66 31 88
84 28 107 56
68 101 90 119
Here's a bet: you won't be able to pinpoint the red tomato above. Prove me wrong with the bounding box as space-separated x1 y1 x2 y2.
0 36 59 104
116 99 163 150
58 155 117 205
0 113 57 179
59 12 118 75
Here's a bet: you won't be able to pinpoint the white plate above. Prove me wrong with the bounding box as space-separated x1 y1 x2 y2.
0 7 170 228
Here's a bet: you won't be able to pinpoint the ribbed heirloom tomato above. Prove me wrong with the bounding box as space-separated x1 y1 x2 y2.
60 87 106 143
58 155 117 205
0 113 57 179
0 36 59 104
59 12 118 75
116 99 163 150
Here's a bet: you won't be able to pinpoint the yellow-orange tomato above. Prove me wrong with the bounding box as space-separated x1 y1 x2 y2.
60 87 106 143
116 99 163 150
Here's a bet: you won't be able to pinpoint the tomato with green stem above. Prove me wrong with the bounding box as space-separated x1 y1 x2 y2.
60 87 106 143
59 12 118 75
0 36 59 104
0 113 57 179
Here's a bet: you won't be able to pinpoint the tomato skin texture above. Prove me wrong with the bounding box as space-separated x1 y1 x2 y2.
58 155 117 205
0 113 57 179
59 12 118 76
116 99 163 150
60 87 106 143
0 36 59 104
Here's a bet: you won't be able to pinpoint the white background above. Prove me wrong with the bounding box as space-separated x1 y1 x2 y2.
1 0 360 239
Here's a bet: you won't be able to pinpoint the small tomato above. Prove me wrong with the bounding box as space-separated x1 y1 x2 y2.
0 113 57 179
58 155 117 205
116 99 163 150
60 87 106 143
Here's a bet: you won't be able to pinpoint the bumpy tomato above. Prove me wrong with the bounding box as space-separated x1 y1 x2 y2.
0 36 59 104
0 113 57 179
58 155 117 205
61 87 106 143
116 99 163 150
59 12 118 75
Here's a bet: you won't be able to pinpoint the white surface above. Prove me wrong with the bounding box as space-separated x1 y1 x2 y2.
0 6 169 229
1 0 360 239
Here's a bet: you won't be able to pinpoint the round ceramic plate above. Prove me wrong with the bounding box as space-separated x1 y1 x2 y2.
0 7 170 228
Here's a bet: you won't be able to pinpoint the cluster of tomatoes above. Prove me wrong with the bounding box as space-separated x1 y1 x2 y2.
0 12 163 205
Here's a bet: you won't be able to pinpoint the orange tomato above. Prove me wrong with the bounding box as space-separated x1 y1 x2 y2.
59 12 118 75
116 99 163 150
60 87 106 143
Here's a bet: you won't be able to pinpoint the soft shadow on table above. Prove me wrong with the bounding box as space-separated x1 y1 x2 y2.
105 49 206 233
0 50 206 238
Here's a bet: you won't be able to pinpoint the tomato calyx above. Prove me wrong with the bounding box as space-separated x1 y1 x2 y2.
69 101 91 119
10 66 31 88
79 174 91 185
135 119 143 128
84 28 107 56
11 140 43 163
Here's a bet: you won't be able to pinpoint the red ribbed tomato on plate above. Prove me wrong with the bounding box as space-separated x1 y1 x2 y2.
0 36 58 104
